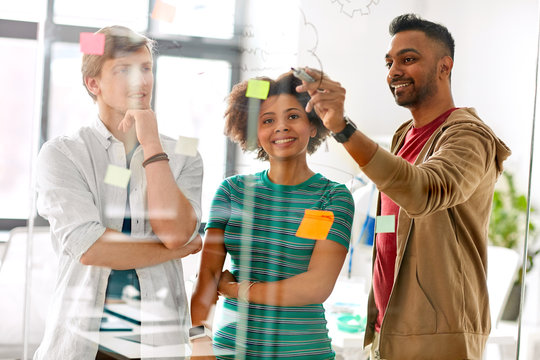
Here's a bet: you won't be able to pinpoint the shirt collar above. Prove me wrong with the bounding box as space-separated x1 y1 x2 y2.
92 116 116 149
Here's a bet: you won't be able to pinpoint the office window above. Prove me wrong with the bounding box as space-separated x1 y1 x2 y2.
154 56 231 221
0 38 37 219
53 0 148 30
154 0 236 39
0 0 45 22
48 42 97 140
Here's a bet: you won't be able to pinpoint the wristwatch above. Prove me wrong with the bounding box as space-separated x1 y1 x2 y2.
331 116 357 143
189 325 212 341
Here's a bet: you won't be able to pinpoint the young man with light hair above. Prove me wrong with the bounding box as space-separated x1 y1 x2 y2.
35 26 203 359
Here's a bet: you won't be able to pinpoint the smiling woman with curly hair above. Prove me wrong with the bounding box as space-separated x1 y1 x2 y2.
190 70 354 359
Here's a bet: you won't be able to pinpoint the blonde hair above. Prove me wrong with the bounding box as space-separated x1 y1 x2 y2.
81 25 155 101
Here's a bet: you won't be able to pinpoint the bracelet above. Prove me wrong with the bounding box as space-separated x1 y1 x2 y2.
238 280 256 303
142 152 169 168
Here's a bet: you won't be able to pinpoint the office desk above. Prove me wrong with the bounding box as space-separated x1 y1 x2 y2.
75 303 191 359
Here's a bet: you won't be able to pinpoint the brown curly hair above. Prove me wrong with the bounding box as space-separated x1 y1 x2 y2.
224 71 329 161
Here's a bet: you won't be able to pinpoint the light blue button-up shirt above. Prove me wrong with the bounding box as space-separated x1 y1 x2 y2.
34 118 203 359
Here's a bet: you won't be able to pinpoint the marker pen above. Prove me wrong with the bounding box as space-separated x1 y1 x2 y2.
291 67 315 83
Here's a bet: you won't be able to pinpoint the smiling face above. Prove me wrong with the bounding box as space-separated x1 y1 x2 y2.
257 94 317 162
385 30 444 109
85 47 154 117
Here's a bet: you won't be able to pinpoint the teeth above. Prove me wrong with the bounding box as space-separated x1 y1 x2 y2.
274 138 294 144
393 83 410 89
130 94 144 98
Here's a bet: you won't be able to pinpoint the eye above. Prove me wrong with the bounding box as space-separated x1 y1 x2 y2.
404 57 415 64
385 61 393 69
288 113 300 120
262 118 273 125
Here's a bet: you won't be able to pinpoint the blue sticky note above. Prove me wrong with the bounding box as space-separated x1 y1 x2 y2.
375 215 395 234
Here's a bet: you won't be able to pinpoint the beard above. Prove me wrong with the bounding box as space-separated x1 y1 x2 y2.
393 66 438 108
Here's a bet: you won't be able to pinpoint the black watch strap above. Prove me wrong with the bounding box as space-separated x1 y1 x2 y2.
332 116 357 143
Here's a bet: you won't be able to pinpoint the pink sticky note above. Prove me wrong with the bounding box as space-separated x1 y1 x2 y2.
151 0 176 23
80 33 105 55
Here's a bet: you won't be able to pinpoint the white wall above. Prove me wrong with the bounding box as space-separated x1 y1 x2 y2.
240 0 540 328
298 0 538 186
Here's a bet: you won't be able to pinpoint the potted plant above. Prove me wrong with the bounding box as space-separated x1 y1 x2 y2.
489 171 539 320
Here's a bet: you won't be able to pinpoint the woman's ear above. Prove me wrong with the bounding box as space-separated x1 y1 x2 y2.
310 124 317 138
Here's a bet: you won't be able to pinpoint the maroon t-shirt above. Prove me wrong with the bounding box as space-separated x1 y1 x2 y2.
373 108 458 332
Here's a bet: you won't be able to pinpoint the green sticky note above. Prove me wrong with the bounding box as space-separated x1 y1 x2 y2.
175 136 199 157
104 164 131 189
246 79 270 100
375 215 395 233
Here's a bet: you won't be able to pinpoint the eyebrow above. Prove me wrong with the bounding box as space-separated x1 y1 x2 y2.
385 48 421 59
260 107 302 117
112 61 153 68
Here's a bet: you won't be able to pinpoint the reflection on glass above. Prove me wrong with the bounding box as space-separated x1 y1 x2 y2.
0 38 37 219
155 56 231 222
49 42 97 140
153 0 236 39
0 0 45 22
53 0 148 30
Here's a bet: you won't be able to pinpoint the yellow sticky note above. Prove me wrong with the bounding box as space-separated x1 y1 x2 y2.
375 215 395 233
151 0 176 23
246 79 270 100
104 164 131 189
296 209 334 240
175 136 199 157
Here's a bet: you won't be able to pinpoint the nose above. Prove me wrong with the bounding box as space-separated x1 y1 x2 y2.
129 67 149 88
388 62 403 81
274 118 289 133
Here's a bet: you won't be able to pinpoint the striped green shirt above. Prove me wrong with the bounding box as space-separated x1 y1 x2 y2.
206 170 354 359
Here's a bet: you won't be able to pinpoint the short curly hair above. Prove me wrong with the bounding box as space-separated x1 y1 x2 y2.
224 71 329 161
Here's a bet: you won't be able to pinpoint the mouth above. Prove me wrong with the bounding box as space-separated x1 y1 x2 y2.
391 82 412 90
273 137 296 144
128 92 147 99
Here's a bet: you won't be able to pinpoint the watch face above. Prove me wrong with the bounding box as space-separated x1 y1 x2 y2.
189 326 205 337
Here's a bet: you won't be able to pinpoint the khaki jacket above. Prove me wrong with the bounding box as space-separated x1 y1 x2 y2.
362 108 511 360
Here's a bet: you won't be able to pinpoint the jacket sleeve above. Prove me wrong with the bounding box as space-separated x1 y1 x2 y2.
360 123 497 217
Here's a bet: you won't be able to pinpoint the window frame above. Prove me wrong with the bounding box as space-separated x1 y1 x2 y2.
0 0 244 230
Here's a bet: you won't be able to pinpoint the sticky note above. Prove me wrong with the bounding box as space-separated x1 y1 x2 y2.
375 215 395 234
246 79 270 100
296 209 334 240
80 32 106 55
104 164 131 188
175 136 199 157
151 0 177 23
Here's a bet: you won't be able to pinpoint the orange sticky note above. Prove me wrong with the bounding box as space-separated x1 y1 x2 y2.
80 32 106 55
151 0 176 23
295 209 334 240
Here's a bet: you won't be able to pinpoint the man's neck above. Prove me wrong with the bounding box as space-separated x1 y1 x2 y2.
99 108 138 154
409 96 455 128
